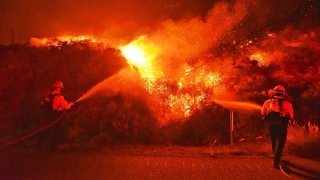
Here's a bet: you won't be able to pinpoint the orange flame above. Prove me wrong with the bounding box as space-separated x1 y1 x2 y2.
119 35 225 122
119 36 162 81
249 52 269 66
29 35 101 47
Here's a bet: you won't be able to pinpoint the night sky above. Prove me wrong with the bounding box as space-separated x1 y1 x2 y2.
0 0 319 44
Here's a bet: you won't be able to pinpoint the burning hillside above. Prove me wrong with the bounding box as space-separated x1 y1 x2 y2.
0 0 319 148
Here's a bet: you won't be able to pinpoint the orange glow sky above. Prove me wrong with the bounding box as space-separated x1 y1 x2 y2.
0 0 216 44
0 0 319 44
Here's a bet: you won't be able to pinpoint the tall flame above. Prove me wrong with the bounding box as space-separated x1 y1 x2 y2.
120 45 146 67
119 36 162 81
119 35 224 122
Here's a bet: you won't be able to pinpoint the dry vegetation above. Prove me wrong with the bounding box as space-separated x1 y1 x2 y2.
0 41 319 160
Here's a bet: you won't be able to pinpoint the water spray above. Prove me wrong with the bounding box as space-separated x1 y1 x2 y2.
213 99 262 111
75 68 142 104
2 73 121 148
2 84 98 148
212 99 262 146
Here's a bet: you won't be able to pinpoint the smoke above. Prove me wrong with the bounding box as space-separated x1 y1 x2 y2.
0 0 217 44
114 0 320 99
244 27 320 90
147 0 247 80
1 0 319 44
108 0 320 124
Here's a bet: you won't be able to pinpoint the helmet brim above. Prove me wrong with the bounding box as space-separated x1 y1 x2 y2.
273 95 284 99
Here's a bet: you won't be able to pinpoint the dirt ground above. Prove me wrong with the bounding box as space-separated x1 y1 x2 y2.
1 145 320 180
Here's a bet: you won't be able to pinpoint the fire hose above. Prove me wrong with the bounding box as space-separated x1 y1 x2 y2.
1 75 112 149
1 72 116 149
2 111 67 148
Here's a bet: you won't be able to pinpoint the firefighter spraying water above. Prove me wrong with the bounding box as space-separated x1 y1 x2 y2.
36 81 75 150
41 81 74 111
2 69 142 149
262 85 294 169
3 81 75 149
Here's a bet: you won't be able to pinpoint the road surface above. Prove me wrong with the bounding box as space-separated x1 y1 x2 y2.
1 146 320 179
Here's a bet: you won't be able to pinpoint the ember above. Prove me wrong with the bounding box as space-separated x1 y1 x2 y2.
119 36 226 122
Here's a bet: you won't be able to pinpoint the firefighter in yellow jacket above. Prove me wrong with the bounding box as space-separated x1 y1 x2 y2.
261 85 294 169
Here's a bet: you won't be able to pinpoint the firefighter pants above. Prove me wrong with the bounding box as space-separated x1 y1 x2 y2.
268 123 288 166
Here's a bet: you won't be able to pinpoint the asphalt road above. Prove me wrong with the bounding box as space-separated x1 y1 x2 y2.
1 147 319 180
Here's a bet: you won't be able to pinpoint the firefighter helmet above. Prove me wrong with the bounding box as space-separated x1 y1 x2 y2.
273 85 285 92
273 85 285 98
52 81 64 89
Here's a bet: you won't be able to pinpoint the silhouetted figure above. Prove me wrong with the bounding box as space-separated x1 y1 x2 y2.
41 81 74 111
38 81 74 151
261 85 294 169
